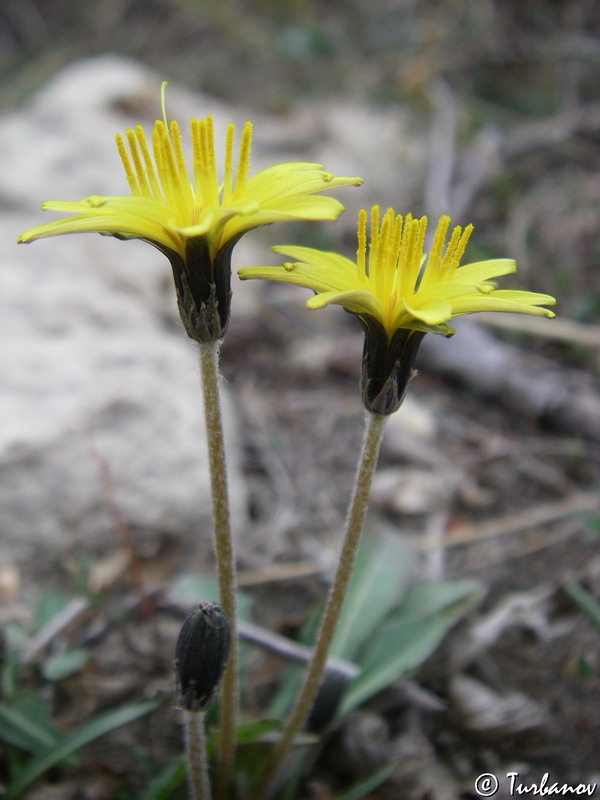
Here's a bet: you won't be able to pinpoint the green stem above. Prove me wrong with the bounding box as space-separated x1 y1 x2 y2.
251 411 387 800
198 341 238 800
184 711 212 800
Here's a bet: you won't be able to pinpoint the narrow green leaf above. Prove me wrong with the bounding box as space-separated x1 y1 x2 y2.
341 619 444 713
34 591 67 630
0 695 61 753
268 664 304 719
235 719 282 744
3 623 29 650
140 756 186 800
341 580 483 713
332 531 415 660
170 574 220 603
169 573 252 621
335 761 395 800
206 719 282 755
387 578 483 623
41 648 88 682
1 649 20 699
6 699 159 799
564 582 600 630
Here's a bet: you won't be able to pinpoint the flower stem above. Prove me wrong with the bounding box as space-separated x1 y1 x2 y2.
184 711 212 800
251 411 387 800
198 341 238 800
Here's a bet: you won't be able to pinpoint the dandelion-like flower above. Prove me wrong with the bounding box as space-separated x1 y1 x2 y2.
18 87 362 342
239 205 556 414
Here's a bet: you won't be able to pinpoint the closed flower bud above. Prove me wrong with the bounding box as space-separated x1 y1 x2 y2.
175 602 231 713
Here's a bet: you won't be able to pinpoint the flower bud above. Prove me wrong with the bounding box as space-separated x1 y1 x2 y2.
175 602 231 713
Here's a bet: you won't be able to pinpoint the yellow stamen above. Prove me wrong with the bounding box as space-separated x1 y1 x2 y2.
125 128 151 198
376 208 394 302
115 133 139 196
170 120 195 214
411 217 428 290
368 205 381 277
233 122 252 199
356 208 367 282
402 217 419 293
447 224 473 277
191 118 204 203
170 120 187 177
204 116 219 207
223 123 235 202
191 117 218 209
151 124 164 177
440 225 463 278
391 214 403 271
388 213 404 308
135 125 163 202
153 121 181 218
427 215 451 280
396 213 413 292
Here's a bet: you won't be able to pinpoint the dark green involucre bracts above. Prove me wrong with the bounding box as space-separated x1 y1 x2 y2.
175 602 231 713
165 234 243 343
358 315 430 415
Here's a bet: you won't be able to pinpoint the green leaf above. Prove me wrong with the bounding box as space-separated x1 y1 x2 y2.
139 756 186 800
235 719 282 745
386 578 482 623
170 574 221 603
1 648 22 698
3 623 29 650
269 532 414 719
331 530 415 660
0 694 62 754
564 581 600 630
6 699 160 799
41 648 88 681
268 663 304 719
335 761 395 800
206 718 282 756
34 591 68 630
170 574 252 621
340 579 483 714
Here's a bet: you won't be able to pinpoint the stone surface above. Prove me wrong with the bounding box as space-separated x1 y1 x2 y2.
1 56 250 582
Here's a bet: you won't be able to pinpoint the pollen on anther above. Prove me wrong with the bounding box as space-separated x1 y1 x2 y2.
115 133 139 195
357 208 367 281
234 121 253 197
135 125 162 201
223 123 235 200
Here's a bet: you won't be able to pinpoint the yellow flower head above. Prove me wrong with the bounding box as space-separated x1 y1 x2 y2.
18 86 362 342
239 205 556 414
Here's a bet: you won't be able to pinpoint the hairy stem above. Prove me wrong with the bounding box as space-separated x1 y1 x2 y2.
251 411 386 799
198 341 238 800
184 711 212 800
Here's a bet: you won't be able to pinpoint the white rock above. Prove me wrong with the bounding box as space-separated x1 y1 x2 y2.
1 57 248 582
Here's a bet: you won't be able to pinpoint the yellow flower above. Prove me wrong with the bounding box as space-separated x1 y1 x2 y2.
239 205 556 414
18 88 362 342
